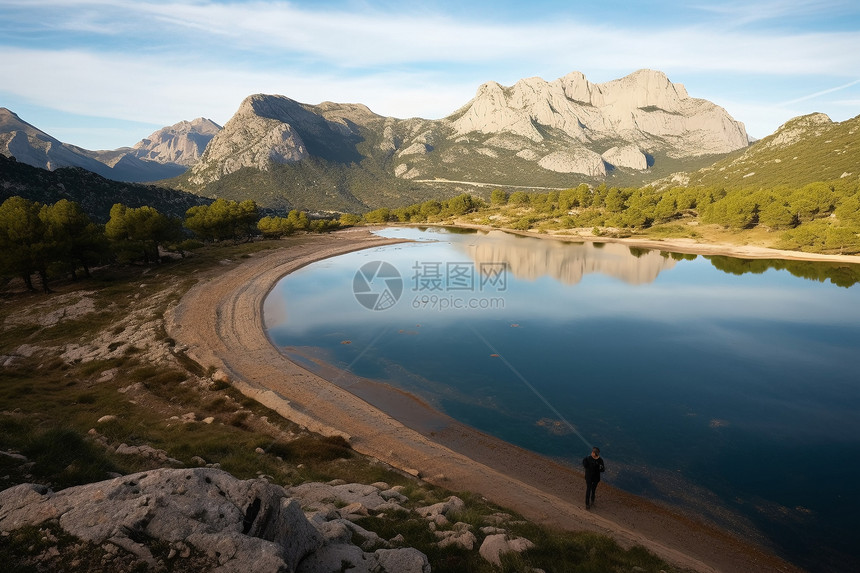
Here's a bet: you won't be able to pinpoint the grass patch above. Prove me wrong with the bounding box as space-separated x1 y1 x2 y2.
266 435 352 463
130 365 193 403
502 525 675 572
21 428 119 489
173 349 208 377
642 222 700 239
76 357 127 378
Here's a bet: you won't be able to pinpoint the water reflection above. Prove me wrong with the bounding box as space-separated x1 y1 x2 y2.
377 227 860 287
456 230 677 285
705 255 860 287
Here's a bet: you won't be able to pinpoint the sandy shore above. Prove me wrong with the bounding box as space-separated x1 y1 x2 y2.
166 228 803 573
443 222 860 264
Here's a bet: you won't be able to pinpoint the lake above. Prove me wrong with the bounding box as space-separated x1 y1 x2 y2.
264 227 860 572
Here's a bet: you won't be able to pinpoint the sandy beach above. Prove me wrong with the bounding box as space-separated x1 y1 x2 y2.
166 228 810 573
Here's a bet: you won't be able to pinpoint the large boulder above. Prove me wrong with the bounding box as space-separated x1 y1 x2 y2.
479 533 535 567
0 469 434 572
0 468 322 572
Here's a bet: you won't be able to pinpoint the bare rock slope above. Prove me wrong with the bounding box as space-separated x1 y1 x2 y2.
0 467 430 573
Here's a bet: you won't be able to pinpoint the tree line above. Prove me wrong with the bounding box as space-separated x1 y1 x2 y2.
0 196 341 292
355 180 860 254
6 176 858 292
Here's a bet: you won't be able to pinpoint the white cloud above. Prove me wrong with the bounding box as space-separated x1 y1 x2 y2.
6 1 860 73
779 79 860 106
2 0 859 148
691 0 852 26
0 47 479 146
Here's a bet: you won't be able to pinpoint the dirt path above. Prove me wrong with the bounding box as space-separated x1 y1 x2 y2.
166 229 802 573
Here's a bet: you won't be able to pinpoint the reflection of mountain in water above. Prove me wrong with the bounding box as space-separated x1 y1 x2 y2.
457 231 677 285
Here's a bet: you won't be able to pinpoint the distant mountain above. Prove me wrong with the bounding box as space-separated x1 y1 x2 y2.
173 69 749 211
132 118 222 167
677 112 860 189
0 108 117 177
0 153 211 222
0 109 220 183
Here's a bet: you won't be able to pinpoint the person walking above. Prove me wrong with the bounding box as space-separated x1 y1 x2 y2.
582 446 605 509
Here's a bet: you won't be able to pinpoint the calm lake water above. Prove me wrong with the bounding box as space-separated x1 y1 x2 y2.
264 227 860 572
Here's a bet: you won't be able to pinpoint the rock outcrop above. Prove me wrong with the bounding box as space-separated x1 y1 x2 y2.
0 468 430 573
479 533 535 567
602 144 649 170
538 148 606 176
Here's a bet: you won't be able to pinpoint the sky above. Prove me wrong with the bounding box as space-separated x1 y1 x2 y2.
1 0 859 150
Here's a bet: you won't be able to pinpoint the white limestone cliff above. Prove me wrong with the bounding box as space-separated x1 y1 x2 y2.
449 69 749 159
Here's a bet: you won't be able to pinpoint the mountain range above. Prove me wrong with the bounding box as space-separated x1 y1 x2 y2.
0 108 220 183
2 69 751 211
2 68 856 215
172 69 749 211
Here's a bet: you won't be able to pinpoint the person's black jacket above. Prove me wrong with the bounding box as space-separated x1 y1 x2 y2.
582 455 605 482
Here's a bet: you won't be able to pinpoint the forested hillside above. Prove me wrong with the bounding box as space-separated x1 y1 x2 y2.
0 154 210 222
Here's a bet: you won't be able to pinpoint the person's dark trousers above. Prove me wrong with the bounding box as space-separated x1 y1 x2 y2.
585 479 598 507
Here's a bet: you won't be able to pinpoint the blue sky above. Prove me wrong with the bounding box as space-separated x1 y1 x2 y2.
1 0 859 150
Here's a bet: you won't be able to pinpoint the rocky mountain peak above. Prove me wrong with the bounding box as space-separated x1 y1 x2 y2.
761 112 834 149
0 108 112 175
556 71 598 104
189 95 310 185
782 112 833 129
593 68 688 111
0 107 28 129
448 69 748 158
132 117 221 166
189 94 368 186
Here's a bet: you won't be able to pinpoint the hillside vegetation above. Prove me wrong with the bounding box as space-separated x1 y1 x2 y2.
685 113 859 190
358 174 860 258
0 154 210 222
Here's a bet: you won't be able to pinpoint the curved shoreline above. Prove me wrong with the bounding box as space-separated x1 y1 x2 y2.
436 222 860 264
166 228 803 573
